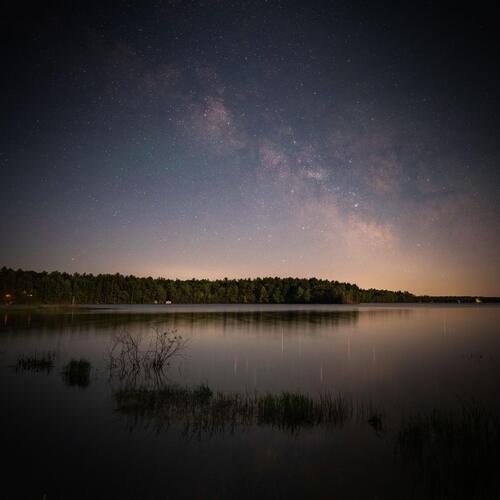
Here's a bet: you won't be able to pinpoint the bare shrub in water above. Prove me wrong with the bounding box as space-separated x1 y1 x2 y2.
106 329 185 385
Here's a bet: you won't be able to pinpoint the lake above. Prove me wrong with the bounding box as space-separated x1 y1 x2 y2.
1 304 499 499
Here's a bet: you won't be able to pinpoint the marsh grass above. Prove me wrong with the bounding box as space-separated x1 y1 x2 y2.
62 359 92 388
114 384 354 435
115 385 500 496
15 351 56 373
397 402 500 499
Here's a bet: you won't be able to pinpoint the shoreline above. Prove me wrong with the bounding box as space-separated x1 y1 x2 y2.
1 300 499 313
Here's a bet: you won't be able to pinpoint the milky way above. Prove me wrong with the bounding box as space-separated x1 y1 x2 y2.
1 1 499 295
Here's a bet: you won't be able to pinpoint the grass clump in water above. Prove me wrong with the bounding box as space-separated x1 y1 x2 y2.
397 402 500 499
62 359 91 388
367 410 385 434
15 351 56 373
114 384 353 435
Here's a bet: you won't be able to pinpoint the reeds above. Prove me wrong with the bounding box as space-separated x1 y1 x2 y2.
114 384 354 434
397 402 500 498
115 384 500 497
14 351 56 373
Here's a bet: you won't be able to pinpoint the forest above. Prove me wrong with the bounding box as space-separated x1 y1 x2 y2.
2 267 496 305
0 267 421 304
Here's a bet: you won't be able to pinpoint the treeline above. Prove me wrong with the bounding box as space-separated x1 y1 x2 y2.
0 267 418 305
415 295 500 303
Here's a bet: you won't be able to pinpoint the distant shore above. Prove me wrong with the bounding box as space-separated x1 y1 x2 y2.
2 300 499 313
2 267 500 307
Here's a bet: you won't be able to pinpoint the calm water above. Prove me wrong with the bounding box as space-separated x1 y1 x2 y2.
1 304 499 499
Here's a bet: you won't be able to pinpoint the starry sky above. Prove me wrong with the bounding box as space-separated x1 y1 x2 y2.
1 1 499 295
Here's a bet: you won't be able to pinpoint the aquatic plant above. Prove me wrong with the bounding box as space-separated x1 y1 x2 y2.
62 359 92 388
14 351 56 373
367 410 385 434
115 384 500 497
397 401 500 499
107 329 185 385
114 384 354 435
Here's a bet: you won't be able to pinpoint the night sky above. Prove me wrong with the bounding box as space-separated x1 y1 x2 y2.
1 1 499 295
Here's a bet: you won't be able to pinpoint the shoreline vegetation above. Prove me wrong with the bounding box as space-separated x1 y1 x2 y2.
2 267 499 306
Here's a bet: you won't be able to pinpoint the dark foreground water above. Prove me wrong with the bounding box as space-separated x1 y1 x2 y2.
1 304 500 499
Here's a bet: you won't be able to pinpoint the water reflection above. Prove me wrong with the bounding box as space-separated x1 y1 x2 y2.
0 307 366 336
1 304 500 499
